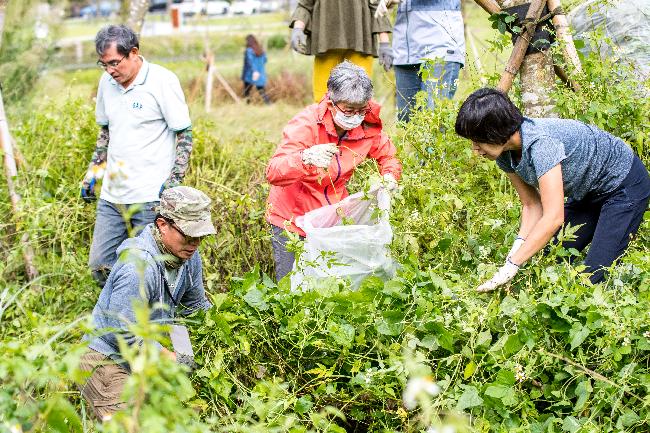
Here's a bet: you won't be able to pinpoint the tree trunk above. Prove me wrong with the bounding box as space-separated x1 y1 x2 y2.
497 0 556 117
126 0 149 35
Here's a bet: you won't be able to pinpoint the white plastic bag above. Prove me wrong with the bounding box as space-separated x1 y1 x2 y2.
290 186 397 291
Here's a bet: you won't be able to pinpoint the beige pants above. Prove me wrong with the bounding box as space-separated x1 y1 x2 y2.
78 350 129 420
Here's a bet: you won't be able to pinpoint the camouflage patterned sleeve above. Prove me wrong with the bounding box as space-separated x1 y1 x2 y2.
88 125 109 169
164 127 193 188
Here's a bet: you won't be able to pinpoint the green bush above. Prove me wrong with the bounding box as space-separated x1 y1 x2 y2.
266 33 287 50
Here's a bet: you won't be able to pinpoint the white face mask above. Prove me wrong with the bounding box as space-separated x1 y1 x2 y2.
333 110 365 130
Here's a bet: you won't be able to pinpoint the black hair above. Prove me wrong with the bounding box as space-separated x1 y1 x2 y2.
95 25 139 57
455 87 523 145
154 214 174 227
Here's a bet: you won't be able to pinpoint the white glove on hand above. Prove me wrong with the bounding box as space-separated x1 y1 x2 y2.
477 259 519 293
302 144 338 168
381 173 398 191
374 0 401 18
252 71 260 82
506 237 525 262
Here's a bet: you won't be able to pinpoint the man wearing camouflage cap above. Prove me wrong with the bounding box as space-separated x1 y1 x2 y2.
79 186 215 420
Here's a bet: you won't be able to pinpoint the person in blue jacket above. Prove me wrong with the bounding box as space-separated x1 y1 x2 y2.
79 186 216 419
387 0 466 122
242 34 271 104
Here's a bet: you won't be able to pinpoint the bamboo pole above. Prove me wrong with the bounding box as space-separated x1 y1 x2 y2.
473 0 500 15
496 0 547 93
204 53 214 112
0 1 39 281
0 93 39 281
213 68 241 103
547 0 582 72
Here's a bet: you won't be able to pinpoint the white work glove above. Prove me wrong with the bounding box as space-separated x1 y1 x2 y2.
290 27 307 54
374 0 401 18
302 143 338 168
381 173 398 191
476 259 520 293
506 236 525 262
378 42 394 71
252 71 260 82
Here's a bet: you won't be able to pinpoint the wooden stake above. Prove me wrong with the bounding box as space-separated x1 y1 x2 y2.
547 0 582 72
497 0 547 93
213 69 242 104
473 0 500 15
204 53 214 112
0 1 39 281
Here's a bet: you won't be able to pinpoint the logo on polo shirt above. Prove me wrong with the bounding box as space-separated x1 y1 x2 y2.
132 102 143 109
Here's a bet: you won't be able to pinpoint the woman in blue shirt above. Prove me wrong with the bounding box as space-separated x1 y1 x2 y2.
242 34 271 104
455 88 650 290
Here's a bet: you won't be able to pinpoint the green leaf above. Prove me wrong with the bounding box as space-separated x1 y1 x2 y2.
464 360 477 379
562 416 581 432
574 379 592 411
569 323 590 350
485 384 510 399
243 288 268 311
295 395 314 415
457 386 483 411
376 311 404 336
619 408 640 427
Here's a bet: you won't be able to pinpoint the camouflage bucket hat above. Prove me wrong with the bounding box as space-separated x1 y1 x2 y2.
157 186 216 237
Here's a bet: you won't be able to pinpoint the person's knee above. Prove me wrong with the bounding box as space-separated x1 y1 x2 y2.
79 351 128 421
91 267 110 287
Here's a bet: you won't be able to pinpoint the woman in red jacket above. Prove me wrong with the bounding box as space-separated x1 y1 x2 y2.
265 61 402 281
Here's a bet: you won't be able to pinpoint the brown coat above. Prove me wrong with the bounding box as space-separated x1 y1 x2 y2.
291 0 392 57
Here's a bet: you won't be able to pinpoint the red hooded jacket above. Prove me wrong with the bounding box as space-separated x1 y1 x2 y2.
265 98 402 236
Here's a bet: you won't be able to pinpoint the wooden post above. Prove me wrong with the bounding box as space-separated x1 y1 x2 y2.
213 69 242 104
205 53 214 112
0 0 39 281
496 0 547 93
547 0 582 72
473 0 500 15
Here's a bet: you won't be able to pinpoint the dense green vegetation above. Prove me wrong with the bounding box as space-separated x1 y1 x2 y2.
1 3 649 432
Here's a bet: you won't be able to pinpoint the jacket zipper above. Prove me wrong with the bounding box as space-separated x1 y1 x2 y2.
324 132 347 205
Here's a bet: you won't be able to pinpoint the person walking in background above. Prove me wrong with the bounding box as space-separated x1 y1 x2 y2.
455 88 650 291
388 0 465 122
81 25 193 287
265 61 402 281
289 0 393 103
242 34 271 104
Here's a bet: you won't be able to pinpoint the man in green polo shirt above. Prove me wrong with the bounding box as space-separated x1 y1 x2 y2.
81 25 194 286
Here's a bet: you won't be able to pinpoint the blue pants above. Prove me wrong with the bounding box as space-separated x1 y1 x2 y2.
88 199 158 286
394 61 462 123
561 156 650 283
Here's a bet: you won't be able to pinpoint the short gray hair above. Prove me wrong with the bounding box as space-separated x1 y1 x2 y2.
95 25 139 57
327 61 373 105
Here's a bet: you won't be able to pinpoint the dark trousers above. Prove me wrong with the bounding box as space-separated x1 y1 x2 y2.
270 225 304 282
560 156 650 283
243 82 270 104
